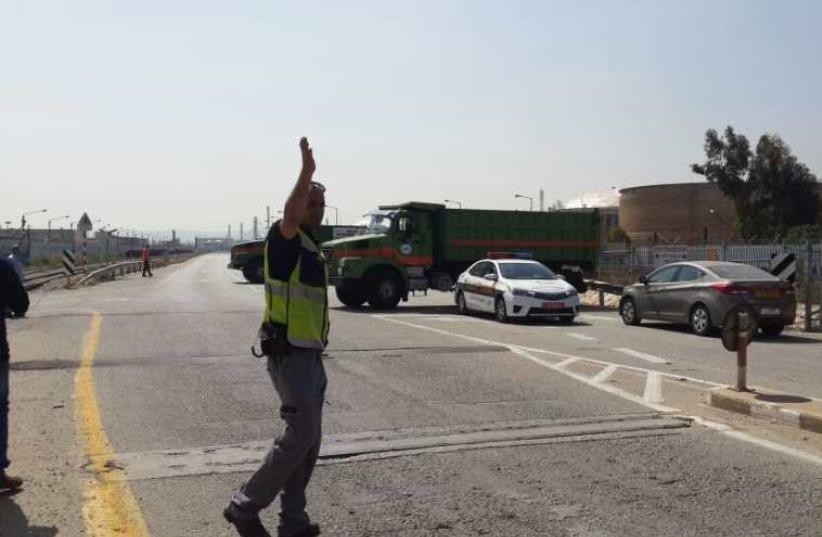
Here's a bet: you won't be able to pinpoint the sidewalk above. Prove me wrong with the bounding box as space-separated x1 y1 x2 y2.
708 386 822 434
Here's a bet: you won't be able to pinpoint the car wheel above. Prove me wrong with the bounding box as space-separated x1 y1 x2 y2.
495 296 509 323
456 291 469 314
760 325 784 338
620 297 641 326
689 303 713 336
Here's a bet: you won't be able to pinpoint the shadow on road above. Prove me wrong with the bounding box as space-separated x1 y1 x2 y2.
626 322 822 345
333 304 458 315
0 492 58 537
755 393 813 404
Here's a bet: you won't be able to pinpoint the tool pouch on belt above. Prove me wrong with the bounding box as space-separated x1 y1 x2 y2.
251 322 289 358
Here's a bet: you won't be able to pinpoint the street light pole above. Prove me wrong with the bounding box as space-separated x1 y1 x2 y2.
47 215 70 241
326 205 339 225
444 199 463 209
514 194 534 212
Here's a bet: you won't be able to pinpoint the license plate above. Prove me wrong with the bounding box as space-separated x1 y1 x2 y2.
760 307 781 316
542 302 564 310
755 289 781 300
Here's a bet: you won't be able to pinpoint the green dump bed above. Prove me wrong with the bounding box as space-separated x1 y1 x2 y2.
433 209 600 270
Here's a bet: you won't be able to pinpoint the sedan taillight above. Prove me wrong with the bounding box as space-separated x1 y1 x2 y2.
711 283 750 296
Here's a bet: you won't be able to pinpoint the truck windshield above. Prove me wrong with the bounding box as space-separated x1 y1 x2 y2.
357 213 394 234
499 262 557 280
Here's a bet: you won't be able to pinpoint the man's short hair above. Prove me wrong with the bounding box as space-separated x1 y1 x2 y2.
309 181 326 193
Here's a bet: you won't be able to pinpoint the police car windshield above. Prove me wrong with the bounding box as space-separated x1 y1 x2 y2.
499 262 556 280
357 213 394 234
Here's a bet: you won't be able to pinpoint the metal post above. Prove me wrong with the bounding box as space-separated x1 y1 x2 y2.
736 310 749 391
806 241 813 332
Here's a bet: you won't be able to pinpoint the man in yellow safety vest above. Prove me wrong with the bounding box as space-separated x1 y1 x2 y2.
225 137 329 537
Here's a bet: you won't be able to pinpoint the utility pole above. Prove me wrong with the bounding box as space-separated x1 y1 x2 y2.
266 206 271 230
240 222 244 241
540 188 545 212
253 217 259 240
227 224 232 239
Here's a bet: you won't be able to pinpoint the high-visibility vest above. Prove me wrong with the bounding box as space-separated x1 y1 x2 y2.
263 228 329 349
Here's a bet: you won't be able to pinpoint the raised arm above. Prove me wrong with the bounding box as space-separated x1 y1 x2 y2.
280 137 316 240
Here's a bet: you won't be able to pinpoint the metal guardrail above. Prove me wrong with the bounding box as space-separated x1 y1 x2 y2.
73 254 197 287
21 255 197 290
587 280 625 295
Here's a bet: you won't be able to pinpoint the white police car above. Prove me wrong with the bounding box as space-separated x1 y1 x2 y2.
455 256 580 323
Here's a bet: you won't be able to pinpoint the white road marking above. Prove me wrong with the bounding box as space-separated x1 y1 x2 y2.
592 364 618 384
689 416 822 467
555 357 579 368
613 347 671 365
376 315 822 468
564 332 596 341
644 371 664 404
516 345 724 389
579 314 619 322
376 316 676 413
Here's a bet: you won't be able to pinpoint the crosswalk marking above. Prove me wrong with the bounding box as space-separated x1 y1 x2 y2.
613 347 670 364
592 364 618 383
644 371 664 404
564 332 596 341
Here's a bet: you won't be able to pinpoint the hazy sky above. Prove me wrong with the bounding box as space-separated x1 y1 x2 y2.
2 1 821 237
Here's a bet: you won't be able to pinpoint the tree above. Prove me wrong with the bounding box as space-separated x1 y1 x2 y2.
608 226 632 247
691 126 820 239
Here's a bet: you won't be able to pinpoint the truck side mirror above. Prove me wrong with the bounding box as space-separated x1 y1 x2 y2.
398 217 413 236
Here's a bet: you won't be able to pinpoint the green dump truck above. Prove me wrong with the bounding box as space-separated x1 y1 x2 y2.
228 225 363 283
325 202 600 309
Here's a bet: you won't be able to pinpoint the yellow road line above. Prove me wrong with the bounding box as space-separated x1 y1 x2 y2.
75 312 151 536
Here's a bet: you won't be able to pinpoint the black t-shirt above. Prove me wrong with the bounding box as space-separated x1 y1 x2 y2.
0 258 29 362
265 222 324 285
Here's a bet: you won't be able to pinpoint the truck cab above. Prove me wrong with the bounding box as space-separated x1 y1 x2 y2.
325 203 443 309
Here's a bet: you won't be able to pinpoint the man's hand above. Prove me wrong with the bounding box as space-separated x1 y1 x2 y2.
300 137 316 178
281 136 317 240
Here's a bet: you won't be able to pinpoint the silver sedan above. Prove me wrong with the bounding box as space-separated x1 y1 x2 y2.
619 261 796 337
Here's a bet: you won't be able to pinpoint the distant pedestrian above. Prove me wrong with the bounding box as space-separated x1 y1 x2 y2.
141 243 153 277
224 137 329 537
7 246 25 284
0 257 29 491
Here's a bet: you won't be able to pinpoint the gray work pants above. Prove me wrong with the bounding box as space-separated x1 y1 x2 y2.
230 347 327 535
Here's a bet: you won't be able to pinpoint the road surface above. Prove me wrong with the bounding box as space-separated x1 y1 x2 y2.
4 253 822 536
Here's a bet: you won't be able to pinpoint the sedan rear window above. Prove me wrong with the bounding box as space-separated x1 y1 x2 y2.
499 262 556 280
710 264 777 280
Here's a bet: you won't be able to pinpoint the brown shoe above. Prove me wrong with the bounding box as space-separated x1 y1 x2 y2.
0 474 23 491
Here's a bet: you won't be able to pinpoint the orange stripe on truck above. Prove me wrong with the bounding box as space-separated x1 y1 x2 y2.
332 248 433 266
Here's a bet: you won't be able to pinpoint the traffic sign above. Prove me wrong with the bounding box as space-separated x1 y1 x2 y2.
62 249 76 275
770 252 796 282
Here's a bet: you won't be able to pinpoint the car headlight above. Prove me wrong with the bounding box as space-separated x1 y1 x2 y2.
566 289 578 297
512 288 531 297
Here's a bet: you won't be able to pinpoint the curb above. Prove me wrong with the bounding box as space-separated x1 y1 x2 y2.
707 387 822 434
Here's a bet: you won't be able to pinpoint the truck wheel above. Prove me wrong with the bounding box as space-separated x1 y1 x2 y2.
335 285 366 307
367 271 403 310
242 259 264 284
